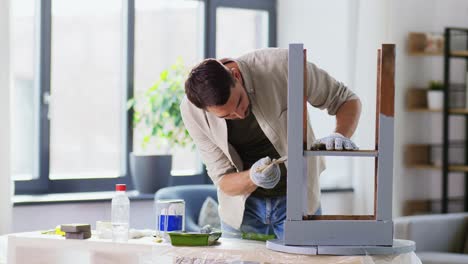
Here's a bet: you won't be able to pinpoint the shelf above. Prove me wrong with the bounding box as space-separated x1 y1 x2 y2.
403 197 466 216
305 150 378 157
407 108 441 113
448 165 468 172
450 50 468 58
407 28 468 214
406 164 440 170
408 51 443 56
407 164 468 172
403 199 431 216
406 108 468 114
407 32 444 56
449 108 468 114
447 27 468 33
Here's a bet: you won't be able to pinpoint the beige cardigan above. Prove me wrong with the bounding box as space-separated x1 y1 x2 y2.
180 48 358 229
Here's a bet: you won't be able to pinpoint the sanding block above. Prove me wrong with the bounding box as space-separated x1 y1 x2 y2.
61 224 91 233
65 231 92 240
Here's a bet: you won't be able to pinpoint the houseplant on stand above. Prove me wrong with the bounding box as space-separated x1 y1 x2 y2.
427 80 444 110
127 59 192 194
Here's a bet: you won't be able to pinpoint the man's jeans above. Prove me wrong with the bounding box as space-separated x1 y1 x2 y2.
221 195 322 239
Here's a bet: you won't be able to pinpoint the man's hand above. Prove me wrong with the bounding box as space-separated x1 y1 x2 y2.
249 157 281 189
311 132 358 150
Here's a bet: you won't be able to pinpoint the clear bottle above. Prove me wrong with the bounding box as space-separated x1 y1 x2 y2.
111 184 130 242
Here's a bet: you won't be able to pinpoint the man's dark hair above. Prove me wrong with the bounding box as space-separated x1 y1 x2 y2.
185 59 235 109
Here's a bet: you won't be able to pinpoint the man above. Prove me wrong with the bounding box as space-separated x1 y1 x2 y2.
180 48 361 239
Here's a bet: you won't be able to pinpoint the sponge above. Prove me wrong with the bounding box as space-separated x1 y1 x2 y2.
60 224 91 233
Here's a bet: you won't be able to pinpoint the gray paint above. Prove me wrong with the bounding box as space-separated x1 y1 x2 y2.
286 44 305 221
376 114 394 220
276 43 404 253
305 150 378 157
267 239 415 256
284 220 393 246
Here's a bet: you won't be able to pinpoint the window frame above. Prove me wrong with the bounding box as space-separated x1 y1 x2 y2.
14 0 278 195
206 0 277 58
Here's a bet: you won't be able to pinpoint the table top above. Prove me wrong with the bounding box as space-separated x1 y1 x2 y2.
7 231 420 264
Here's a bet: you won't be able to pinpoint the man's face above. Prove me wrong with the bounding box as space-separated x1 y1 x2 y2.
206 79 250 120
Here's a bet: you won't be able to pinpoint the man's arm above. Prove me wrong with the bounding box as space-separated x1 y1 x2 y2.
304 60 361 150
181 98 238 188
334 99 362 138
219 157 281 196
181 100 258 196
219 170 257 196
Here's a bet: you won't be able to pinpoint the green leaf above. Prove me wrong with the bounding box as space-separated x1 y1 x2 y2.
160 70 168 81
126 59 192 154
127 98 135 110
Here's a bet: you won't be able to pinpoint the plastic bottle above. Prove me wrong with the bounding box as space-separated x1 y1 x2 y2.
111 184 130 242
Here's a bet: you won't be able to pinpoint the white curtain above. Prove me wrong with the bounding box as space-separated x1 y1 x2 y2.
0 0 12 235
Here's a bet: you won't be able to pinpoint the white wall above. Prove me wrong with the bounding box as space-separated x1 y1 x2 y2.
278 0 364 213
279 0 468 217
13 201 154 232
12 192 350 232
351 0 393 215
352 0 468 217
278 0 356 84
390 0 468 216
0 0 12 235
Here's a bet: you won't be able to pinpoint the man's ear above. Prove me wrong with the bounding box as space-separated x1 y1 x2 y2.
231 68 241 80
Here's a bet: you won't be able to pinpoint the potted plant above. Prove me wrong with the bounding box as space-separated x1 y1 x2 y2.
127 59 193 194
427 80 444 109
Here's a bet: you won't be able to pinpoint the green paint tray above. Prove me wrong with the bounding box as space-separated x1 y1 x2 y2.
168 231 222 246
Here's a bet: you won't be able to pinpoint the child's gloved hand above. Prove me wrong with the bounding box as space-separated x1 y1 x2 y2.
249 157 281 189
311 132 358 150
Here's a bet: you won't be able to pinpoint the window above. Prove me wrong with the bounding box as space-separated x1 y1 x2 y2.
134 0 204 175
12 0 277 194
206 0 277 58
13 0 133 194
11 0 37 182
216 7 269 58
50 0 123 180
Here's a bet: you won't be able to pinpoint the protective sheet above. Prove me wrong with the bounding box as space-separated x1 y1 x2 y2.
362 253 422 264
6 232 422 264
137 246 422 264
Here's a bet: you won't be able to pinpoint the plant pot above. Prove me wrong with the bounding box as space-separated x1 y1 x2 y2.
427 90 443 109
129 153 172 194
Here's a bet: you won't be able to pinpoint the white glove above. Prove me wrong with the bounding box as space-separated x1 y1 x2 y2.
311 132 358 150
249 157 281 189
